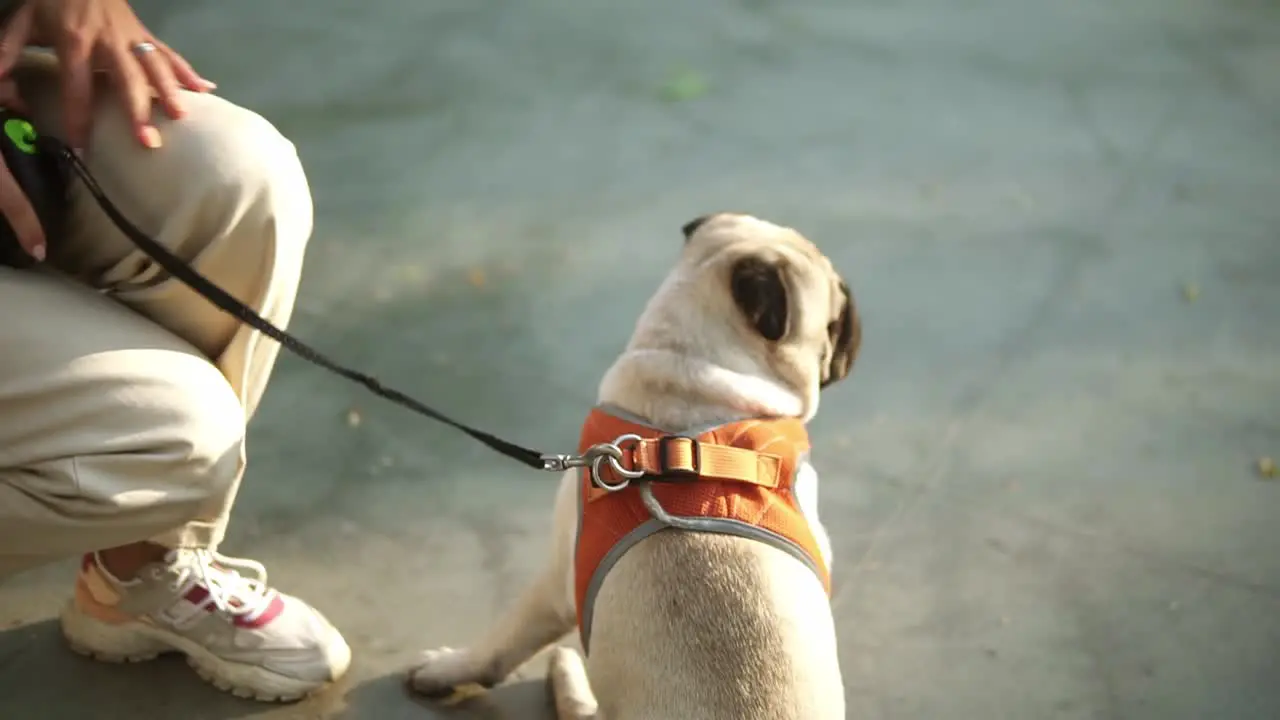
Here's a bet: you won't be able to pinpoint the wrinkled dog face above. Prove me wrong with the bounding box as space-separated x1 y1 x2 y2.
656 212 860 412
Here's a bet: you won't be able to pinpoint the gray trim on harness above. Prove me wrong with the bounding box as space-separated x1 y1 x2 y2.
575 405 823 654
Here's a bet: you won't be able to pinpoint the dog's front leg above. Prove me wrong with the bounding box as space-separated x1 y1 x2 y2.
407 567 574 698
408 472 580 699
548 645 599 719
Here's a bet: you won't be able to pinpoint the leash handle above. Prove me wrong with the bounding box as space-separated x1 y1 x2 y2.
43 137 558 472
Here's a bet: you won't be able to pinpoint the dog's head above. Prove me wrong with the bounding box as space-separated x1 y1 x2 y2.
618 212 860 422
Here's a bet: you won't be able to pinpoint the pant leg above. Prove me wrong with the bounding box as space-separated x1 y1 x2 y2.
0 269 245 576
0 51 314 576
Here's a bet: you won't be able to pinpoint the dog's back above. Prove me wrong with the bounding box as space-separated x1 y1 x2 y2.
585 531 844 720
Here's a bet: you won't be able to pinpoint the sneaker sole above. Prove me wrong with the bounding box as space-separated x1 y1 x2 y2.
59 600 350 702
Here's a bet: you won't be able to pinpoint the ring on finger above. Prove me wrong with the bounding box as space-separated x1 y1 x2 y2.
130 41 157 57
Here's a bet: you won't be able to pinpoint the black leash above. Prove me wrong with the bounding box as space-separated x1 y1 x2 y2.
39 136 578 473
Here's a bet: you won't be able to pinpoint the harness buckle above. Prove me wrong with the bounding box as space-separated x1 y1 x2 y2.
589 434 644 492
547 435 647 492
655 435 701 480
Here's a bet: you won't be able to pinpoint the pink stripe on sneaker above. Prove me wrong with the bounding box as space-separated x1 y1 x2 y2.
234 593 284 629
184 585 211 607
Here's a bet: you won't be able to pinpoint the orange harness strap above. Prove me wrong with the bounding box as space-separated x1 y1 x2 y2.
625 436 784 488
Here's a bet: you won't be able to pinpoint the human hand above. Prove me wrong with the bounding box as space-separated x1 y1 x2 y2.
0 78 45 260
0 0 215 152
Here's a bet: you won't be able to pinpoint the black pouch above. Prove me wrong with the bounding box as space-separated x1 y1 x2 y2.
0 109 69 268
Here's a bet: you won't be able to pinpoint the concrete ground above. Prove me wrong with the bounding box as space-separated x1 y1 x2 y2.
2 0 1279 718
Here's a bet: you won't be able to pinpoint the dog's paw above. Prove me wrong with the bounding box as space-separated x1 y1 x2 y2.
547 646 598 719
407 646 493 703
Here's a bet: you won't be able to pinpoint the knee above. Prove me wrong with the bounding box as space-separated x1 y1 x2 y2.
3 347 247 549
17 49 313 272
159 94 315 261
18 48 314 265
110 351 247 508
157 354 247 498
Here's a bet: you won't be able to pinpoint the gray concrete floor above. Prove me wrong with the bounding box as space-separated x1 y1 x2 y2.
3 0 1280 718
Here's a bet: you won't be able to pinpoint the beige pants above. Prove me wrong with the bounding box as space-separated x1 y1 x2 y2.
0 53 312 578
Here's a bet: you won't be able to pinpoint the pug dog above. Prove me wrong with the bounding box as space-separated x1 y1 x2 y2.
408 212 861 720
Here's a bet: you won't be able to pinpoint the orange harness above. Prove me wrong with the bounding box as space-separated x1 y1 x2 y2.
573 405 831 650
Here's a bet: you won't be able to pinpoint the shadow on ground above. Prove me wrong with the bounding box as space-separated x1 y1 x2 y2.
0 619 557 720
0 620 272 720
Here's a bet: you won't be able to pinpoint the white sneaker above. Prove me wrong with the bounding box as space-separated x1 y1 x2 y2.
60 549 351 702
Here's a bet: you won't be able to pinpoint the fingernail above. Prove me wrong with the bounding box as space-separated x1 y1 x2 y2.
200 78 217 90
140 126 162 149
31 244 46 262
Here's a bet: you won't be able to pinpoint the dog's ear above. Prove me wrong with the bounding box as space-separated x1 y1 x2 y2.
681 214 715 242
730 255 790 342
821 281 861 388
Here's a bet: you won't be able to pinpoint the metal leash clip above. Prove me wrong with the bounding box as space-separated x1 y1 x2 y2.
540 433 646 491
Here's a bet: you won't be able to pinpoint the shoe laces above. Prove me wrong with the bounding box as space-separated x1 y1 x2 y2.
171 548 276 620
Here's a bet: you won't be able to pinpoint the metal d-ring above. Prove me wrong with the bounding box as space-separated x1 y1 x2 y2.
588 433 645 491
